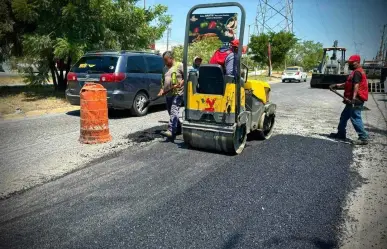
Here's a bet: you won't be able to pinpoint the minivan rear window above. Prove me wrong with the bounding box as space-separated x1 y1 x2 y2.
71 56 119 73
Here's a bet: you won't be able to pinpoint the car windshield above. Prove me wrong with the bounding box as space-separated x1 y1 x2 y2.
71 56 119 73
286 67 299 71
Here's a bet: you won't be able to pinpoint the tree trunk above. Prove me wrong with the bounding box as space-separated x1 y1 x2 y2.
50 67 58 90
56 59 66 91
64 56 72 86
48 60 58 90
56 56 72 92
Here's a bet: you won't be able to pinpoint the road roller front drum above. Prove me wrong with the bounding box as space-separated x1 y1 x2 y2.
182 122 248 155
231 123 247 155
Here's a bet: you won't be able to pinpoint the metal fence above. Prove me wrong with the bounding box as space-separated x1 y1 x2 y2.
367 67 386 93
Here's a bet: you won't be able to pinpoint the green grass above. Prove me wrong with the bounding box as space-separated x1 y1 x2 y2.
0 85 71 115
248 75 270 81
0 75 54 86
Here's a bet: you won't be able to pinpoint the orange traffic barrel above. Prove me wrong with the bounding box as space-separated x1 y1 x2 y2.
79 83 112 144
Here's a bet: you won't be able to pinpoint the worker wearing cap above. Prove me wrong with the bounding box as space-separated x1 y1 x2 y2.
329 54 369 145
192 56 202 70
158 51 184 141
188 56 202 74
209 39 240 78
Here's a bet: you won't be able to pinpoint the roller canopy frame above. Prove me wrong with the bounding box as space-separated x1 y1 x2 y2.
183 2 246 124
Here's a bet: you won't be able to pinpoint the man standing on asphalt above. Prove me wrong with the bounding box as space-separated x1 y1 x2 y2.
209 39 240 78
329 54 369 145
158 51 184 141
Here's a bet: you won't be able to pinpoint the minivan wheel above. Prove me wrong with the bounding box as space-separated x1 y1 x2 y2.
130 92 149 117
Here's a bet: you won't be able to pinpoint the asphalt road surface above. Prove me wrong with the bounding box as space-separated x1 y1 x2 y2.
0 81 381 248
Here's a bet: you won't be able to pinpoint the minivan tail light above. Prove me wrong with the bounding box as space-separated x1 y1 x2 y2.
67 72 77 81
296 71 300 75
100 73 126 83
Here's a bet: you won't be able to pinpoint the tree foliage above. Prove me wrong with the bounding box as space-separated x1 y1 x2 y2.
286 40 323 71
248 31 298 69
1 0 171 91
241 55 259 70
172 36 223 65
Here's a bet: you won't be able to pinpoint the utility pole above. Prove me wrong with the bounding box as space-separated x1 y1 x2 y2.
268 40 272 77
248 25 250 44
166 27 171 51
144 0 146 9
377 24 386 61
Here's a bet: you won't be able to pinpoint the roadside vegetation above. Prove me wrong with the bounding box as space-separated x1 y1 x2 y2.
1 0 171 117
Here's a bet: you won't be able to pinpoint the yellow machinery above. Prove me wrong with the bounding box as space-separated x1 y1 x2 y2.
182 2 277 155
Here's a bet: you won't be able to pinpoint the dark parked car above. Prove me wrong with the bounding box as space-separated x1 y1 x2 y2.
65 51 165 116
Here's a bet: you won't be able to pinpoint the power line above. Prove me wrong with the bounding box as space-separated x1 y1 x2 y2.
353 42 364 55
254 0 293 35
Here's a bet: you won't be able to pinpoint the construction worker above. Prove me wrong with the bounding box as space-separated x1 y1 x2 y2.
158 51 184 141
209 39 240 78
188 56 202 77
329 54 369 145
191 56 202 71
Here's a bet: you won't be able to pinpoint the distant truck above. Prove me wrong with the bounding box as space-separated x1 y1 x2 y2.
310 40 349 88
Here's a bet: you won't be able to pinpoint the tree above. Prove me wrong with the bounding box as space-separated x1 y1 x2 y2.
3 0 171 91
241 55 259 70
0 0 36 63
249 31 298 69
172 36 222 65
286 40 323 71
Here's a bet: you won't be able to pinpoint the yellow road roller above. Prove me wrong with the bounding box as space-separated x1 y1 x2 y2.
182 2 277 155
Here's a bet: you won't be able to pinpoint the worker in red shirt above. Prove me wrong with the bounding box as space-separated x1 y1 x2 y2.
329 54 369 145
209 39 239 78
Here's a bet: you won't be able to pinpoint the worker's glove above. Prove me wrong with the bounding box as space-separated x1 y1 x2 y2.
343 98 353 105
329 84 337 90
173 80 184 89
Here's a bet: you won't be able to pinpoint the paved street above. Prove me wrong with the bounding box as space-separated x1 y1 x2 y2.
0 81 386 248
0 103 169 199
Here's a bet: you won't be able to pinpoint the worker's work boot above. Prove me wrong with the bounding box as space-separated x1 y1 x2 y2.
161 130 173 137
160 130 176 142
328 132 347 140
352 139 369 145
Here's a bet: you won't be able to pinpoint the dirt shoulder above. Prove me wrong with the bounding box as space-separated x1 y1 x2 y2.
338 93 387 249
0 84 78 120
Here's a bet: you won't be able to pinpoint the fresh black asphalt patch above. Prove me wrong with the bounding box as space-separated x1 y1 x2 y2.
126 124 167 143
0 134 362 249
109 135 355 249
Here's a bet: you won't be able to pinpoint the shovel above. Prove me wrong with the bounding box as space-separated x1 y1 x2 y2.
140 88 174 112
329 86 369 109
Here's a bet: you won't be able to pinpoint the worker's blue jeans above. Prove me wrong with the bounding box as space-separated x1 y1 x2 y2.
337 103 368 140
166 95 182 135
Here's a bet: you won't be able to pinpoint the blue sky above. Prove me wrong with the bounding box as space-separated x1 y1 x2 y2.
143 0 387 62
